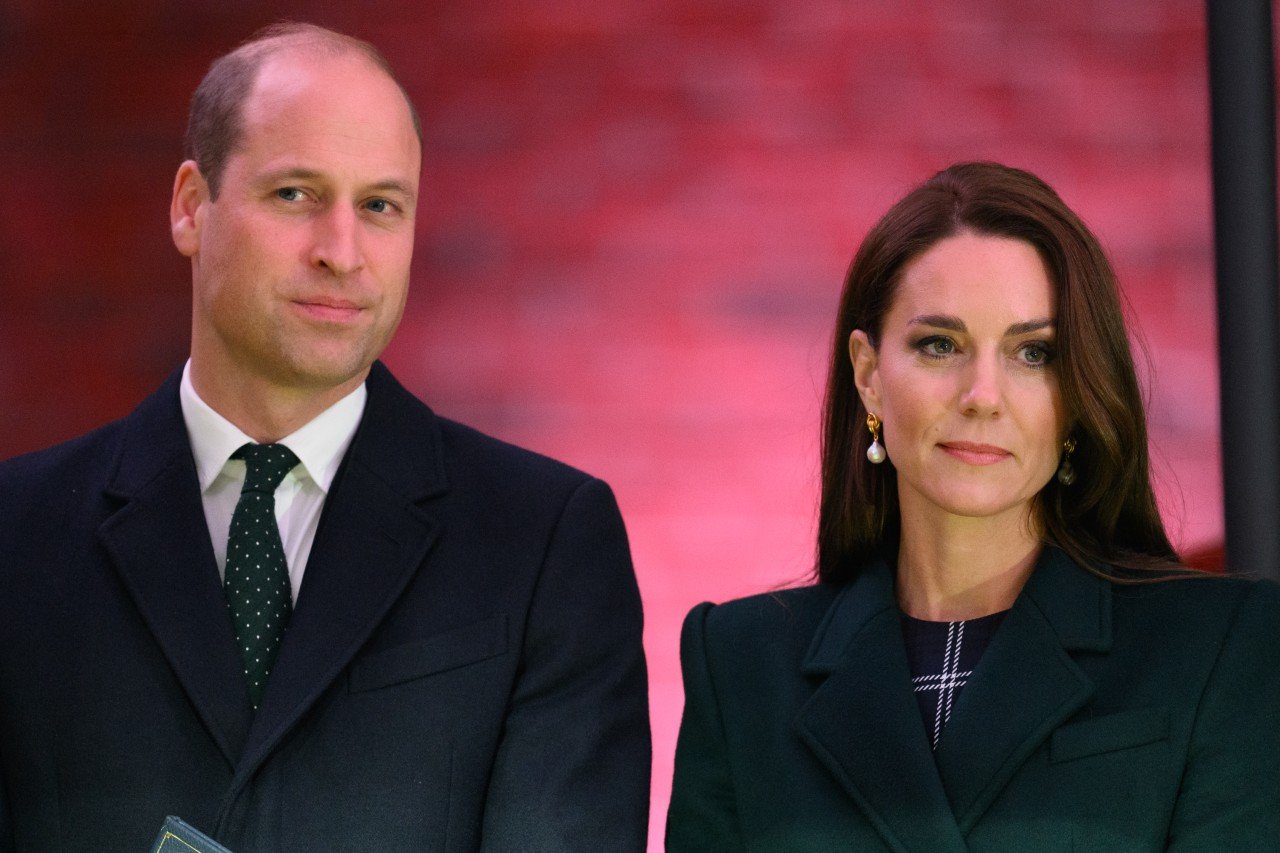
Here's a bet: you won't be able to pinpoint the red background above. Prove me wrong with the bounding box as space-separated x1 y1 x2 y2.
0 1 1249 844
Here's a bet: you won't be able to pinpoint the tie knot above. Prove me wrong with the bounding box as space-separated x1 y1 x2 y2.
233 443 300 494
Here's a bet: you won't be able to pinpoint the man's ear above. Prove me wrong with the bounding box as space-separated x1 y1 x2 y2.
170 160 209 258
849 329 881 413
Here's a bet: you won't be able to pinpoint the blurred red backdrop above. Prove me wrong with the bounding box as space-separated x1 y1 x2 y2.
0 0 1241 845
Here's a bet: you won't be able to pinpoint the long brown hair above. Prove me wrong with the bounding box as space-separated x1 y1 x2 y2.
817 162 1179 584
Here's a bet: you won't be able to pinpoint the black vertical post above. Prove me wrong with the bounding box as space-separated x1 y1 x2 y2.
1207 0 1280 579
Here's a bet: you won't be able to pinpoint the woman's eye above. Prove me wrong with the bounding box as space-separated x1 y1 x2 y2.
918 336 956 358
1018 342 1054 366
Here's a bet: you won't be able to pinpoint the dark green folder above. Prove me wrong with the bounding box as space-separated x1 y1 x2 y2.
149 816 234 853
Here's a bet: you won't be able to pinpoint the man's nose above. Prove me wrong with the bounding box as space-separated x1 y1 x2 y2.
309 206 364 277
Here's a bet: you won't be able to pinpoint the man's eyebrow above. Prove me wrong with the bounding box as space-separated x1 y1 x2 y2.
907 314 1056 336
366 179 417 200
258 167 324 185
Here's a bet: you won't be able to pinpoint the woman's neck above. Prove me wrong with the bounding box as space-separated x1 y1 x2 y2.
894 501 1042 622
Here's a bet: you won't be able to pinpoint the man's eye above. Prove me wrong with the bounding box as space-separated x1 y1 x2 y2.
276 187 304 202
365 199 392 214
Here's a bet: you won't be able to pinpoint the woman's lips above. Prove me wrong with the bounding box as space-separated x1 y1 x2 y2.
939 441 1012 465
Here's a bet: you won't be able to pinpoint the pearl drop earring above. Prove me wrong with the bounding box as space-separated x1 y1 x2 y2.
866 413 886 464
1057 437 1077 486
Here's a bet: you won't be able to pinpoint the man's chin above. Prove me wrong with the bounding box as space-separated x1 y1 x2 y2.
272 350 378 395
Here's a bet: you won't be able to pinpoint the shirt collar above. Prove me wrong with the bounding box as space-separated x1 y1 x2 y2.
179 360 367 494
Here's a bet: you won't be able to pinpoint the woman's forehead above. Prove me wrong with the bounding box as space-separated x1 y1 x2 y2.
888 234 1055 328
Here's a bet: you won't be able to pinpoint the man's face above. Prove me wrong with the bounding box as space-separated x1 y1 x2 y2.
173 50 420 400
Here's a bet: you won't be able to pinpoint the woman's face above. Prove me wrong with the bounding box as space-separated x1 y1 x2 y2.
850 231 1069 528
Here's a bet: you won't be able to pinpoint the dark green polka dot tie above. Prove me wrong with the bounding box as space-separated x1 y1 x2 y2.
224 443 299 709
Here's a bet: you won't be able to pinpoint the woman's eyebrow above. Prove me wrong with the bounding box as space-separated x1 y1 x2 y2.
908 313 965 331
1006 317 1055 336
907 315 1056 336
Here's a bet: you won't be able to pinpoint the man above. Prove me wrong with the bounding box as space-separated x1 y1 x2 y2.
0 23 649 852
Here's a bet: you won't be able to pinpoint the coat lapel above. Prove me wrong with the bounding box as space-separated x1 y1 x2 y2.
933 547 1109 833
795 556 969 853
98 372 252 769
231 363 446 787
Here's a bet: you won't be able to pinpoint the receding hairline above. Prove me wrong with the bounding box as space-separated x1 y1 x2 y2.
228 23 422 139
232 24 384 69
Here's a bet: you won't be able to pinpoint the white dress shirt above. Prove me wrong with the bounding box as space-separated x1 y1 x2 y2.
179 361 366 603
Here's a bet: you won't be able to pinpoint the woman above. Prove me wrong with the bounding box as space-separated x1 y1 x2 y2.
666 162 1280 851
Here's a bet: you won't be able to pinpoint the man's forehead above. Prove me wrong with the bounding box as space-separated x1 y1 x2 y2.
238 47 410 134
231 49 421 179
246 48 393 114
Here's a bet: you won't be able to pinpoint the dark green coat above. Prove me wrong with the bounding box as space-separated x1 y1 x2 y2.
667 547 1280 851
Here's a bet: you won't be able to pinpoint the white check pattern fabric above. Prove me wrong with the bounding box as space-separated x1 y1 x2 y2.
901 610 1006 750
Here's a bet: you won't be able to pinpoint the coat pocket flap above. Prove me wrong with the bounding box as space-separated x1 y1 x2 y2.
349 614 508 692
1050 706 1169 763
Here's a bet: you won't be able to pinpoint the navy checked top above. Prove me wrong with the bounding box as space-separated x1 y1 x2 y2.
901 610 1007 750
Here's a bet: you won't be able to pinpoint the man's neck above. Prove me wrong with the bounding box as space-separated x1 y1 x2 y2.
188 360 369 443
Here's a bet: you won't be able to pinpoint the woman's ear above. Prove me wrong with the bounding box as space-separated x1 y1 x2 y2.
849 330 881 413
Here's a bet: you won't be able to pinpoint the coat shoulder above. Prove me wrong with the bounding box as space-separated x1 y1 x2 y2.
1110 570 1280 636
703 584 837 628
0 417 125 478
362 363 613 513
689 584 839 666
435 416 597 492
0 419 126 508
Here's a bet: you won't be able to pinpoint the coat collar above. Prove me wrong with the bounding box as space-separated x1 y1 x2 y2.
796 545 1110 847
98 362 447 783
231 361 446 789
797 553 969 852
934 546 1108 831
99 367 252 769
